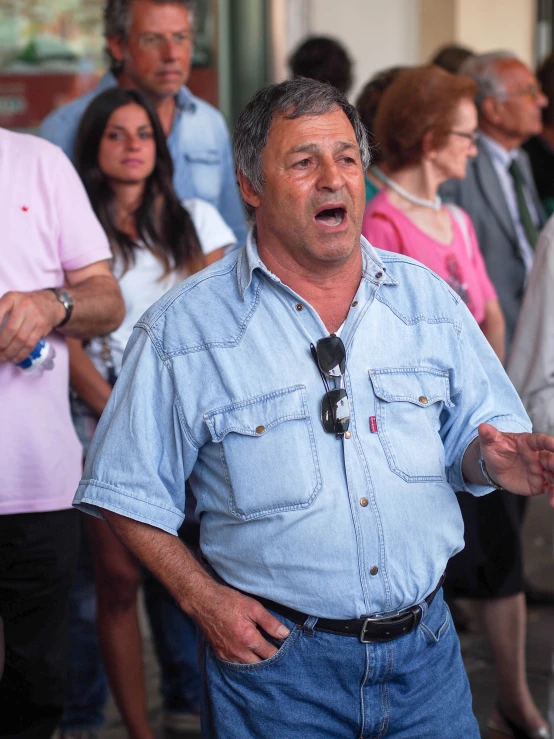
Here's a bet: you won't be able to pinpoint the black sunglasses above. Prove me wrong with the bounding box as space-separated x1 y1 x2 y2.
310 335 351 437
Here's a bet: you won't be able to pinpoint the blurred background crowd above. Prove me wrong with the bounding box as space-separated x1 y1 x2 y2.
3 1 554 739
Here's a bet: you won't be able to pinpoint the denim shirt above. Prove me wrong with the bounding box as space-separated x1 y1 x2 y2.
75 235 531 619
38 73 246 246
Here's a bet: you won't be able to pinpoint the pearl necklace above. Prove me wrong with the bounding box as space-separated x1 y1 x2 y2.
372 166 442 211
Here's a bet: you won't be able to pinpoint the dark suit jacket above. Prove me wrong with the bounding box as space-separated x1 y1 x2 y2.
441 140 546 354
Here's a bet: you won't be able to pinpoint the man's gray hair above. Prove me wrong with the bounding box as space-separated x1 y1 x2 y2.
104 0 196 75
460 51 519 109
234 77 371 221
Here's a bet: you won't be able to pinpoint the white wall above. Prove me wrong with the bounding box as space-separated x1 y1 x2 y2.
295 0 422 100
455 0 535 65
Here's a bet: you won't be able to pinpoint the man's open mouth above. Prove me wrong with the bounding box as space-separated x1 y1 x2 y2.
314 207 347 227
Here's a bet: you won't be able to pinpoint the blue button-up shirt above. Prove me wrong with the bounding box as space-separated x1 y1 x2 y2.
38 73 246 246
75 235 531 618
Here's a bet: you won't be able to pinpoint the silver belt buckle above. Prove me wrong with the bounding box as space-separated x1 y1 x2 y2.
359 611 404 643
359 613 391 643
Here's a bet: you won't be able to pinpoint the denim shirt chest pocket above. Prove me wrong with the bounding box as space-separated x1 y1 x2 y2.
184 150 222 204
203 385 322 520
368 368 454 482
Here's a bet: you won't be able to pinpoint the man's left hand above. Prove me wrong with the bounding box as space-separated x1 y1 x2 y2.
478 422 554 503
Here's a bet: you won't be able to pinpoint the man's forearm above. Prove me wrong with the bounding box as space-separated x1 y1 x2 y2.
61 275 124 338
102 509 291 664
102 509 218 620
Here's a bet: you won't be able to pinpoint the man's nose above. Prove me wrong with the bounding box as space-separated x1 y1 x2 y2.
538 91 548 108
160 38 178 61
317 159 344 191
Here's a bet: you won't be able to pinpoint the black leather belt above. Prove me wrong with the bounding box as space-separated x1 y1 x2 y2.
252 574 445 644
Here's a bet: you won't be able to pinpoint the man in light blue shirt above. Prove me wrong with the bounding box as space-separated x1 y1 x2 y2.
75 78 554 737
39 0 246 246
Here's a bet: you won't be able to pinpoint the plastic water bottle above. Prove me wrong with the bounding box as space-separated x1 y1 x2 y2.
16 338 56 376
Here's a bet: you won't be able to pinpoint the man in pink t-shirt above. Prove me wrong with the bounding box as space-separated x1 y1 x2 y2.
0 127 124 738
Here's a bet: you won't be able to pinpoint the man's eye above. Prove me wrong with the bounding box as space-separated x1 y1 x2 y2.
341 156 356 164
294 159 311 168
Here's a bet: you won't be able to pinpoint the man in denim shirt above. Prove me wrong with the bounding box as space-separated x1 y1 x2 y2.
39 0 246 246
75 79 554 738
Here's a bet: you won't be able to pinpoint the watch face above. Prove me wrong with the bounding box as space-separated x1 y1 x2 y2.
56 289 73 309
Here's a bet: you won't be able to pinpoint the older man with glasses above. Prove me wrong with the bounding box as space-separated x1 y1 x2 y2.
74 77 554 738
442 51 547 354
441 51 552 738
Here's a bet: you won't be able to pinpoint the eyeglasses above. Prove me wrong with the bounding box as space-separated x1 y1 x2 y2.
310 335 351 437
449 130 480 145
135 32 192 52
502 84 543 101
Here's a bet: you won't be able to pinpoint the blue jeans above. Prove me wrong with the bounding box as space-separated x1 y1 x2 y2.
199 590 479 738
60 522 200 728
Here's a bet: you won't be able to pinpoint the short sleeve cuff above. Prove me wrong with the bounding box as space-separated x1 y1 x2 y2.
73 480 184 535
62 248 112 272
448 414 532 496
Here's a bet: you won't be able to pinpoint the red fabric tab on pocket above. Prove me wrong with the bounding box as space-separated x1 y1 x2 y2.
369 416 378 433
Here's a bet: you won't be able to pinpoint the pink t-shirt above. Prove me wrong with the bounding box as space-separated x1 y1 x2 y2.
362 190 496 325
0 129 112 514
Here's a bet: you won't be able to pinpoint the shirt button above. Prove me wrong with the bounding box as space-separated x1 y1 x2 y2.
360 497 369 507
351 300 358 307
255 425 265 434
375 272 383 279
295 303 304 311
370 566 379 576
418 396 428 404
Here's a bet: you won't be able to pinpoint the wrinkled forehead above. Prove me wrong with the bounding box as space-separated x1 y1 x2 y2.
264 106 359 157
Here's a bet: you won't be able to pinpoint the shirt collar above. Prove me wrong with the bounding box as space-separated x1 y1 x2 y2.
99 72 196 112
480 131 519 168
236 228 397 299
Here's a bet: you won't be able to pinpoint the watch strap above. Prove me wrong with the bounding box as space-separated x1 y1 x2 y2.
48 288 73 328
478 457 504 490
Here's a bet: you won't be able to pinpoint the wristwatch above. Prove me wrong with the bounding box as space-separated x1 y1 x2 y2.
48 287 74 328
478 457 504 490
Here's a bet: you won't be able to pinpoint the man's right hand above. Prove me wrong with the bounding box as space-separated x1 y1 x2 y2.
0 290 64 364
193 583 291 664
100 510 292 665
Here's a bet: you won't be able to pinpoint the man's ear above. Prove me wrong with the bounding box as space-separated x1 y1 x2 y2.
480 97 501 127
106 35 125 64
237 170 261 210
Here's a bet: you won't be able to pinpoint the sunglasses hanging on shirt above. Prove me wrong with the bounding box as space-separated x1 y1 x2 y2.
310 335 351 438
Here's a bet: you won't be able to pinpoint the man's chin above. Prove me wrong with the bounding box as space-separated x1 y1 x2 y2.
310 232 360 263
150 80 184 99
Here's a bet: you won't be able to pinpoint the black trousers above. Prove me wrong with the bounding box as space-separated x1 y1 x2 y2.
445 489 525 599
0 509 80 738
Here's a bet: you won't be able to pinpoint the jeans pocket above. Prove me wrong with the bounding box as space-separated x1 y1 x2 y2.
418 598 451 645
211 625 301 672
